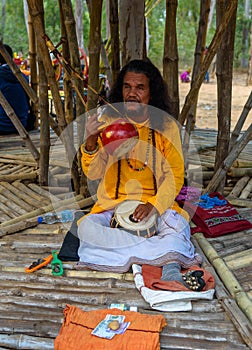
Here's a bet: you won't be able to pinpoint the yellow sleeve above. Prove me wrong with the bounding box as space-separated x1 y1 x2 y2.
80 138 108 180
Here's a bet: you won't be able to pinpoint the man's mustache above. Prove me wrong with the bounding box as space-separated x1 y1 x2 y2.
125 99 140 103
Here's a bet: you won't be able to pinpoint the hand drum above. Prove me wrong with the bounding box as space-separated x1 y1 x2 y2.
101 119 139 157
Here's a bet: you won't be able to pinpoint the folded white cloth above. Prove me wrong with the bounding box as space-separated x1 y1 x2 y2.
132 264 215 312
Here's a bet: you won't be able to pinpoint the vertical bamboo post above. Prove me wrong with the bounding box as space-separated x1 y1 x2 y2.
28 11 39 128
178 1 238 125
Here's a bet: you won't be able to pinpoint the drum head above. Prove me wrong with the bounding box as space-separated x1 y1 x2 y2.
115 200 157 231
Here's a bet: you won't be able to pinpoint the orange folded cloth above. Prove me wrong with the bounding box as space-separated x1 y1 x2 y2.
54 305 167 350
142 265 215 292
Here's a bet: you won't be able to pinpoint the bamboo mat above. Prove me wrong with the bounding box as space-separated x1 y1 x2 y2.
0 219 251 350
0 128 251 349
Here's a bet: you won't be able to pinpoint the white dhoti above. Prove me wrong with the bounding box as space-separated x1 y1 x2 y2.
77 209 202 273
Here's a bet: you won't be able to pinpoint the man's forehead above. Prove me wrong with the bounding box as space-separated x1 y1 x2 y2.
123 72 149 84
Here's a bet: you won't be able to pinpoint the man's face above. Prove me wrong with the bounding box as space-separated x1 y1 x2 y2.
122 72 151 119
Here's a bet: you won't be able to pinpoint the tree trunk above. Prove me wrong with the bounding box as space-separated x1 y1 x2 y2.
60 0 86 194
178 0 238 126
87 0 103 110
229 91 252 150
119 0 145 66
183 0 210 166
37 45 50 186
105 0 110 40
23 0 29 35
0 0 6 40
246 21 252 85
75 0 84 49
204 123 252 194
27 0 65 125
163 0 179 119
241 0 250 68
190 0 210 121
27 0 79 194
215 0 238 192
58 1 74 128
109 0 120 84
60 0 86 122
208 0 215 30
28 11 39 128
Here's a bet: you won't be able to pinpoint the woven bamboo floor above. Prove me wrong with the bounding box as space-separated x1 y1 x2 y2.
0 128 251 349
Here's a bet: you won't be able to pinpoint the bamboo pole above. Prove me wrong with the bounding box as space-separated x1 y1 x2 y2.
100 39 112 87
37 41 50 186
229 91 252 151
28 11 39 128
228 168 252 177
0 92 40 162
229 176 250 197
224 249 252 270
0 171 38 182
27 0 80 193
232 159 252 168
0 157 37 167
240 178 252 199
0 334 54 350
0 194 94 228
182 0 210 162
204 123 252 193
193 232 252 324
226 197 252 208
178 1 238 125
191 236 252 348
0 183 35 212
0 220 38 237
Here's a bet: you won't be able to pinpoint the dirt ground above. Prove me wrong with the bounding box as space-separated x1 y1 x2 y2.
179 71 251 131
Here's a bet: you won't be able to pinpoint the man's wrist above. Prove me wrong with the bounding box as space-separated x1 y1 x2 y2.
83 143 99 155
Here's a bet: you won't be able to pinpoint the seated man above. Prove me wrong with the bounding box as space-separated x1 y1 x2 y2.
77 59 203 290
0 44 34 134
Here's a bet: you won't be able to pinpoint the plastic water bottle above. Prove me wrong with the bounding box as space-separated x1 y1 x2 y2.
37 209 75 224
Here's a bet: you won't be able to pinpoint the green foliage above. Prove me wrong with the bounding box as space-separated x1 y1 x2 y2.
176 0 200 69
4 0 28 56
147 1 165 68
1 0 251 70
147 0 202 70
234 0 251 68
43 1 61 46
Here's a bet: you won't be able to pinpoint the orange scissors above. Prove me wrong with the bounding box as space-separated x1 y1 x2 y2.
25 254 53 273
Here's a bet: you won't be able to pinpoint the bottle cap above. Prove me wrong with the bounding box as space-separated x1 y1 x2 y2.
129 306 138 312
37 216 43 224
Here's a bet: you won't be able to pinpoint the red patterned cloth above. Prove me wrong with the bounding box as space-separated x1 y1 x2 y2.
181 192 252 238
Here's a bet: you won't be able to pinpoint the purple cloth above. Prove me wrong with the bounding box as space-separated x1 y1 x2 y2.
176 186 201 202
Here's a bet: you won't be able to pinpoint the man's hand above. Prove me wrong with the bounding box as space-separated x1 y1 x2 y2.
85 113 105 151
132 202 157 222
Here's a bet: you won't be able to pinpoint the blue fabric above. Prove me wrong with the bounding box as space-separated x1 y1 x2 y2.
195 193 227 209
0 65 29 133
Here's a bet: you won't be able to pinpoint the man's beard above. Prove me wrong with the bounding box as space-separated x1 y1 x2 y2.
123 101 147 117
